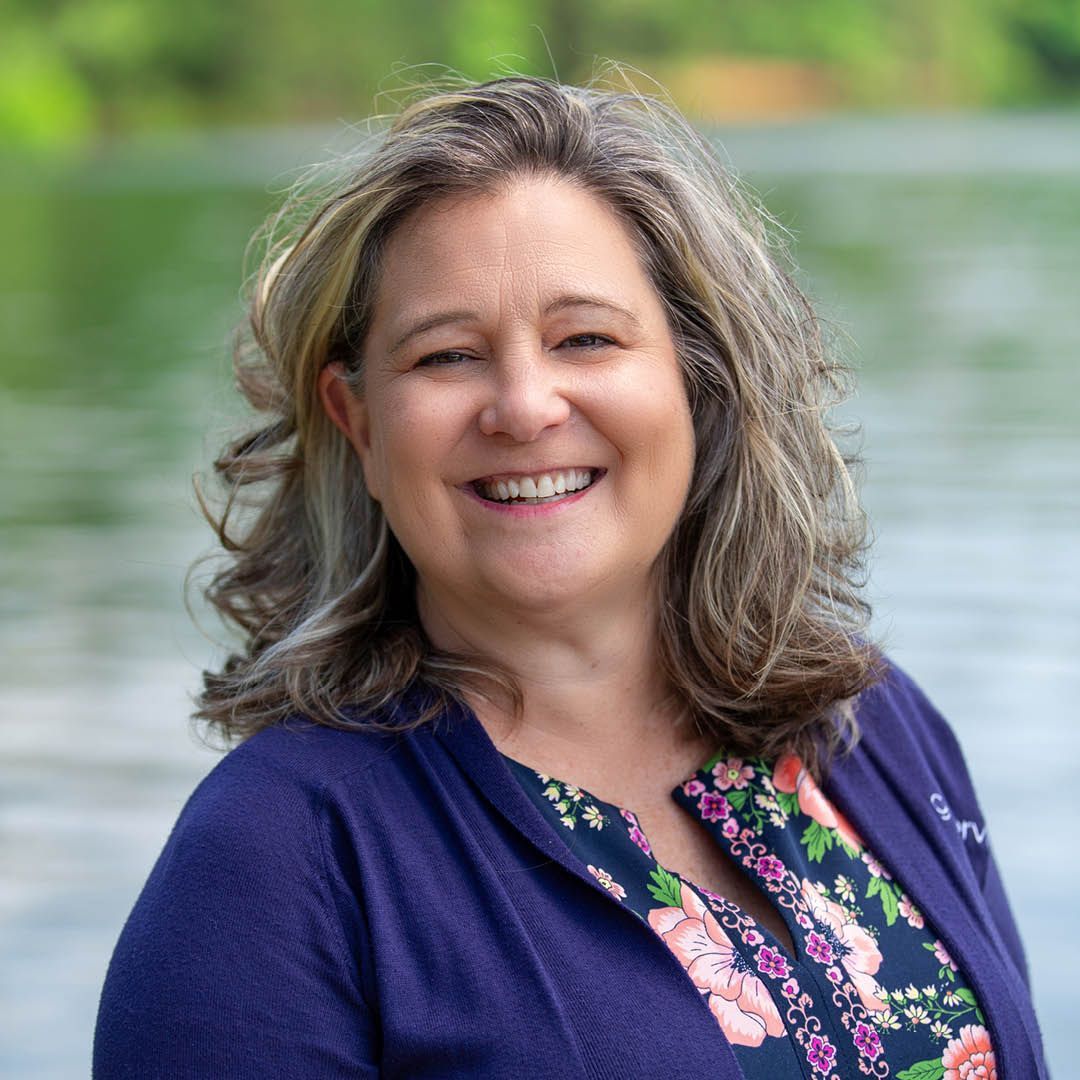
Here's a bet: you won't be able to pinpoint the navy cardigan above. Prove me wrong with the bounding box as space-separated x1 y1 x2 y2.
94 663 1047 1077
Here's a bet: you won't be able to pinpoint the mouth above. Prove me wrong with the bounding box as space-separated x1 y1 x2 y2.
469 467 604 506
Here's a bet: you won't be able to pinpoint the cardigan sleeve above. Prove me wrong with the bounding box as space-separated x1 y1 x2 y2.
92 743 380 1079
884 663 1033 991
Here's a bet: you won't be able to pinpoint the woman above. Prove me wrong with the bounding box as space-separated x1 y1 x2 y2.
94 76 1046 1077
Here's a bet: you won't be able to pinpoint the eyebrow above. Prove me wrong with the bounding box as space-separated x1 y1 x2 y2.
387 293 644 356
543 293 643 328
388 310 479 357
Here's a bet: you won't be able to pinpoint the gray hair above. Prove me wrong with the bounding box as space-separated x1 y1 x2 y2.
196 73 878 772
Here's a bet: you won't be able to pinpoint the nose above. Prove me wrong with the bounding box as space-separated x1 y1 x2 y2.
477 352 571 442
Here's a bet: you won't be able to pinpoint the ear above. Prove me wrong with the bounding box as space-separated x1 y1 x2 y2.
317 362 382 500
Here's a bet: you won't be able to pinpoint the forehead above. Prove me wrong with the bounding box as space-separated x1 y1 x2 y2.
371 176 659 317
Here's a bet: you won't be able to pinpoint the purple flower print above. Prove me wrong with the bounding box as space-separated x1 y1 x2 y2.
721 818 739 839
620 809 652 855
806 931 834 965
853 1021 883 1059
755 854 785 881
698 792 731 822
755 946 790 979
807 1034 837 1074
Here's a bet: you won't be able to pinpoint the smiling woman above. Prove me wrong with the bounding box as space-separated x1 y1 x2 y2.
93 76 1047 1078
318 176 696 625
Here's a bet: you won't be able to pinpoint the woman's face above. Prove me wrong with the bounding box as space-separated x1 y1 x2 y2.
321 175 695 624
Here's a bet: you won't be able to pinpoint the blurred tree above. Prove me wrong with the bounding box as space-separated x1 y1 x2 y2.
1 0 1078 146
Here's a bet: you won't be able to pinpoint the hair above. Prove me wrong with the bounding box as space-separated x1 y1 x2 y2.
195 71 881 772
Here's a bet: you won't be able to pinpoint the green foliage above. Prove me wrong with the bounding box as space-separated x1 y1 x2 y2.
3 0 1079 144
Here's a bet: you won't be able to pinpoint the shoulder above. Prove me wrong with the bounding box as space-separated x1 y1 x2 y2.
851 657 968 771
847 657 990 849
136 713 432 928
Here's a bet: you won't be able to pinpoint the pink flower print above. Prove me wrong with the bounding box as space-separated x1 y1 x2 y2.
682 778 706 797
942 1024 997 1080
853 1021 883 1060
825 966 842 984
620 809 652 855
698 792 730 822
862 851 893 880
755 854 785 882
586 865 626 901
806 931 834 965
755 946 790 979
781 977 799 998
743 928 764 947
899 894 925 929
800 879 886 1012
722 818 739 839
796 911 813 930
772 752 864 852
713 757 755 791
806 1033 837 1074
648 883 785 1047
934 940 958 972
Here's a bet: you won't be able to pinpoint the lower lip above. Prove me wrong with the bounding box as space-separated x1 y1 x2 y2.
462 477 601 516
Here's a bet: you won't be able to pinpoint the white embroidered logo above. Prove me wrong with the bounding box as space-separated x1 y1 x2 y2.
930 792 987 845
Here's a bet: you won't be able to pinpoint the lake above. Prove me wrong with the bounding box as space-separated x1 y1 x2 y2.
1 113 1076 1076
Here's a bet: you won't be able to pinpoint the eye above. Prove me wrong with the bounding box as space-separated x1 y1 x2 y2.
559 333 615 350
416 350 472 367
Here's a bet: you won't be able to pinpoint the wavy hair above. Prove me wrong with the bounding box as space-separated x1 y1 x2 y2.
196 72 880 771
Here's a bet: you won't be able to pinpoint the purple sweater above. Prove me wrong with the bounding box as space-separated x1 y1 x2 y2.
94 663 1047 1077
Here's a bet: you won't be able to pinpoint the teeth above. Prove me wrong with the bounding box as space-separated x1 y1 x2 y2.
475 469 596 503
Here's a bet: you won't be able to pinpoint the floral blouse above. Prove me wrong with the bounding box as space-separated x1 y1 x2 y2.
501 749 998 1080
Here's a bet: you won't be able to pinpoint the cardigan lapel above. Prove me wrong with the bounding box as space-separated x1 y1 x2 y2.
826 733 1046 1079
427 698 747 1079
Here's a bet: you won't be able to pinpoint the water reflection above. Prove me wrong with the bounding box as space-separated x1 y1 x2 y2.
2 117 1076 1077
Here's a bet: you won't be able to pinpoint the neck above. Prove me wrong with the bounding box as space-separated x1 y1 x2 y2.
417 579 713 794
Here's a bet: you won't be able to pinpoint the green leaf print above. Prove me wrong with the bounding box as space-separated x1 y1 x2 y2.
726 789 748 811
647 866 683 908
701 751 725 773
865 875 899 925
802 819 834 862
775 790 799 817
837 834 861 858
896 1059 945 1080
879 882 900 926
955 987 977 1007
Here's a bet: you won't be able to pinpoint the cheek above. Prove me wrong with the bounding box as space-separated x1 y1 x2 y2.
364 388 466 502
615 374 695 486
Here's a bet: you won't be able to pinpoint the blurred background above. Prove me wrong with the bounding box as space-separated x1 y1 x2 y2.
2 1 1077 1075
